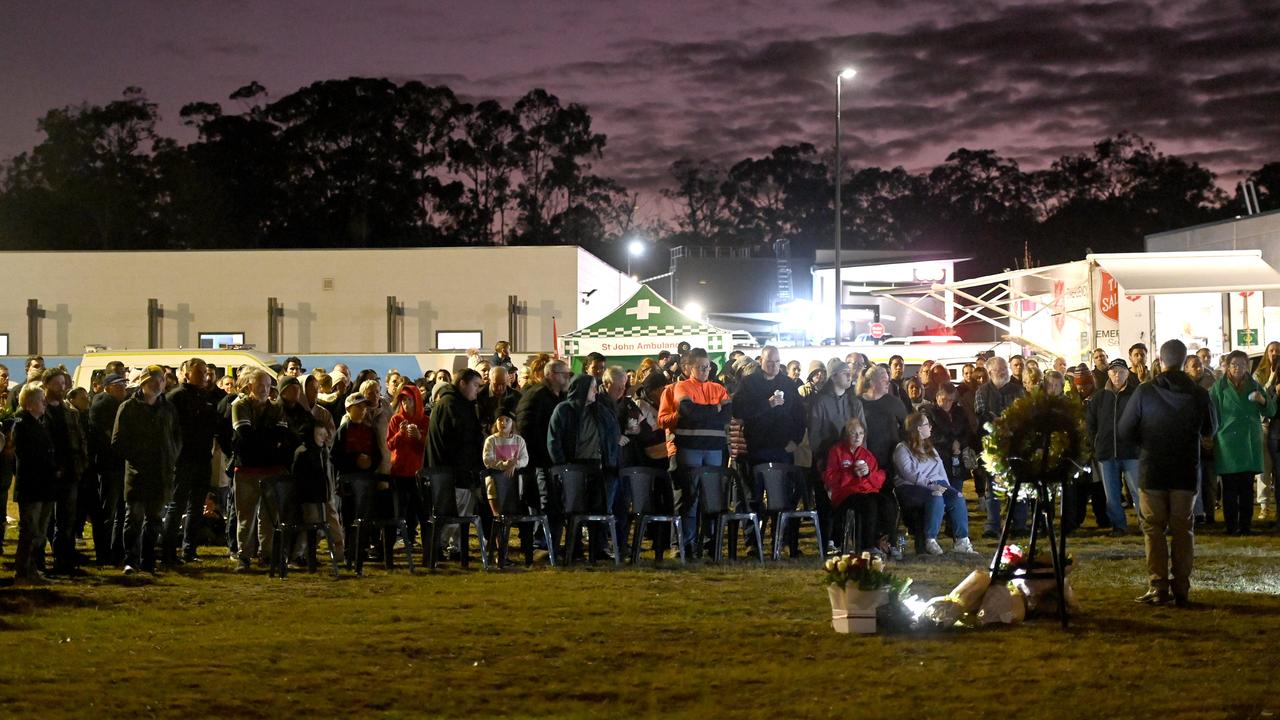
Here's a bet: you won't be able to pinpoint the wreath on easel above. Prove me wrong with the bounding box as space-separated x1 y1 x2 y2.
981 390 1090 500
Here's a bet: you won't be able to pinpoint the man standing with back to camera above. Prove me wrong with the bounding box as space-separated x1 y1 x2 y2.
1119 339 1215 607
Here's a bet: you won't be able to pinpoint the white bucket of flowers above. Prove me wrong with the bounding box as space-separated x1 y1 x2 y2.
823 552 905 634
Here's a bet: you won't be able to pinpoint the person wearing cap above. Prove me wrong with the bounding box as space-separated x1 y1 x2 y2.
1087 359 1142 537
112 365 181 575
88 373 129 565
798 361 827 403
332 392 380 567
163 358 220 564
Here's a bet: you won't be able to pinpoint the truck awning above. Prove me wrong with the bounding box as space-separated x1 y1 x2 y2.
1086 250 1280 295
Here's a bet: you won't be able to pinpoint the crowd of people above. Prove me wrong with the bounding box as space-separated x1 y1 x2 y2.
0 336 1272 604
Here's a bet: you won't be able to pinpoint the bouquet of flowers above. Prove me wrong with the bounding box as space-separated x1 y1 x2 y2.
823 552 912 634
822 552 911 595
997 544 1074 577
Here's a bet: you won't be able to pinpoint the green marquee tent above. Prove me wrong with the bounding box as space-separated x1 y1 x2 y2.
560 285 733 371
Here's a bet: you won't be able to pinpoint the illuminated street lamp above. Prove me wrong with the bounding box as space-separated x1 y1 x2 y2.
834 67 856 344
627 237 646 277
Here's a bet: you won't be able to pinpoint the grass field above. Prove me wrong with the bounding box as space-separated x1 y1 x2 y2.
2 502 1279 720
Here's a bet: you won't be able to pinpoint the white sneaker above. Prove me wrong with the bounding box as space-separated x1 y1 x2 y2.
953 537 978 554
122 565 136 576
825 541 838 556
924 539 944 555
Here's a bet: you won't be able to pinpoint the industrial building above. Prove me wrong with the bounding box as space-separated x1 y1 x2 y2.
0 246 638 359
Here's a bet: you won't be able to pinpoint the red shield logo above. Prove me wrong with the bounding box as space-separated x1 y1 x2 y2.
1099 271 1118 322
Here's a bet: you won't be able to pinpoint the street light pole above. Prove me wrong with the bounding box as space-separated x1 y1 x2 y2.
835 68 855 346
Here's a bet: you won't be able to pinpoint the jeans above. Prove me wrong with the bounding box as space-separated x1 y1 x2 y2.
163 461 212 561
1138 489 1195 598
16 501 55 578
1099 458 1141 531
1221 472 1255 533
676 448 722 549
984 496 1028 535
123 494 166 571
899 484 969 541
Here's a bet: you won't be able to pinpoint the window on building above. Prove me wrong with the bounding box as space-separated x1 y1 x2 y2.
436 330 482 350
199 332 245 349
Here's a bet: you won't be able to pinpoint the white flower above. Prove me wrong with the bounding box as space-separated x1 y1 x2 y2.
824 559 836 572
836 560 849 573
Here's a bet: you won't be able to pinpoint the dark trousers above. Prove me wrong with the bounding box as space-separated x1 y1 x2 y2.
100 470 126 564
163 480 208 561
527 467 564 551
76 469 111 564
811 467 834 550
124 494 166 571
833 492 884 553
51 479 80 572
876 480 900 546
1221 471 1255 533
16 501 55 578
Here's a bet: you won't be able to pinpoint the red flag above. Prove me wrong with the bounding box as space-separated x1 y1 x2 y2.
552 316 560 358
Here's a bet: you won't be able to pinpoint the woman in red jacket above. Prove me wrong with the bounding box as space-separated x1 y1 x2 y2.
823 417 888 555
387 384 428 556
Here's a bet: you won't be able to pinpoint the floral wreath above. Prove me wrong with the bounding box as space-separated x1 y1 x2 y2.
981 389 1089 499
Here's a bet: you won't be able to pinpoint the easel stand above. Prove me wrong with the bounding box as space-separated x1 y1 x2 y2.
987 475 1070 629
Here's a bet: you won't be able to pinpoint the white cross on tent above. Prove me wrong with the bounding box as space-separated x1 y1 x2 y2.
626 298 661 321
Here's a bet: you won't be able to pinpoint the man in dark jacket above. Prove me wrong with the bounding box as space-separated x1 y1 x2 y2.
974 356 1027 537
89 374 128 564
164 358 220 563
41 366 88 576
477 366 521 429
1119 339 1216 607
427 369 488 555
1087 359 1142 536
516 359 571 549
12 385 58 584
732 345 805 466
112 366 181 575
427 369 486 482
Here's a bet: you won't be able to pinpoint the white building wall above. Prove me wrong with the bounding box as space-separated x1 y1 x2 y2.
1 246 628 355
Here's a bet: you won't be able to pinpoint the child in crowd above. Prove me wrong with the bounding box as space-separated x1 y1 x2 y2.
482 413 528 517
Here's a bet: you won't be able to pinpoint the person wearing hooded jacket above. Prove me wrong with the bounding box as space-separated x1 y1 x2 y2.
1087 359 1143 535
807 358 866 552
1119 339 1216 607
548 374 621 560
388 383 428 553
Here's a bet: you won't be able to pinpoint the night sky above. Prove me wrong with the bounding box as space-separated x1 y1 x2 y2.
3 0 1277 206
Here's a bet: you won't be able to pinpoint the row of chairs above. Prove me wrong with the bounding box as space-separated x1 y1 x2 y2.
258 462 830 576
421 462 825 570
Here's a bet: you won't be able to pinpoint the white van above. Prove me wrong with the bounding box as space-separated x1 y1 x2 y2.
71 348 278 391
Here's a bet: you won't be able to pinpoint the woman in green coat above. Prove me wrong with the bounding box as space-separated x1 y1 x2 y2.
1210 350 1276 535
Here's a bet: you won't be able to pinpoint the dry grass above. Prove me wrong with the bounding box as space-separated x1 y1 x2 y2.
2 501 1279 719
